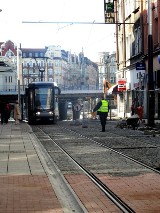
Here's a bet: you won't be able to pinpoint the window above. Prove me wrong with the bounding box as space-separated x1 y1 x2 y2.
134 27 142 55
24 78 28 85
29 69 33 74
48 69 53 75
35 88 52 109
29 52 33 57
54 70 58 74
35 52 38 57
23 68 28 75
29 61 33 67
23 61 27 66
41 61 44 67
23 52 27 58
55 60 61 66
9 76 12 83
48 61 52 66
40 52 44 57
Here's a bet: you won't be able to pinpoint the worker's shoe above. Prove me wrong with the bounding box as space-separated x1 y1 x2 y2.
101 127 105 132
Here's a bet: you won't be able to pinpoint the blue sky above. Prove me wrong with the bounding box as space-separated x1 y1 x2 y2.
0 0 116 61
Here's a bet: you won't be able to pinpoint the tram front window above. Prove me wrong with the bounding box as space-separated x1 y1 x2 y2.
35 88 52 110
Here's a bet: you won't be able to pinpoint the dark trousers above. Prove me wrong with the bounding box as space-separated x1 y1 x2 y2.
1 112 5 124
1 111 9 124
99 112 108 131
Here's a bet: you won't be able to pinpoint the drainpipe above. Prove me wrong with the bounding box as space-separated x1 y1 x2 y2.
147 0 155 126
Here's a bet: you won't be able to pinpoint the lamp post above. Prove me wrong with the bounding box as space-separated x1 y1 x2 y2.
39 68 45 81
147 0 155 126
17 46 21 105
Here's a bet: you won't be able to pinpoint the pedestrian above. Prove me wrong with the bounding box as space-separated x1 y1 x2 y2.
4 102 12 124
131 102 135 115
92 94 109 132
137 105 143 123
0 101 6 124
14 101 21 125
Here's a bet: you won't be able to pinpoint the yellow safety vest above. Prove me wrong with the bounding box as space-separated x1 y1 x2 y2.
99 100 109 112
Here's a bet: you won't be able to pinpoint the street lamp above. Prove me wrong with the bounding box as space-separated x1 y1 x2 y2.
39 68 45 81
17 45 21 105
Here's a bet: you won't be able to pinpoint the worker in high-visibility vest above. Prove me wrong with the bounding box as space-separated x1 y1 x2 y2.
92 95 109 132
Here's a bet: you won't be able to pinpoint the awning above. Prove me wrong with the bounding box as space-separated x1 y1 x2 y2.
107 85 118 94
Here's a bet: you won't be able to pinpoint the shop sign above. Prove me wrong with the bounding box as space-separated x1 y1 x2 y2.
136 62 146 70
118 79 126 91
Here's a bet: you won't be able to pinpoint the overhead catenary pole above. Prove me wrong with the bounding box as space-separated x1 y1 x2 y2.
147 0 155 126
122 0 126 118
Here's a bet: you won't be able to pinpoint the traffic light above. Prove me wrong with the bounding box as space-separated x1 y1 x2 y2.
105 2 114 13
104 1 115 23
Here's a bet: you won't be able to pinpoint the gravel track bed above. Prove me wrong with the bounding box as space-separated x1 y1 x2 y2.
36 120 160 170
31 121 159 176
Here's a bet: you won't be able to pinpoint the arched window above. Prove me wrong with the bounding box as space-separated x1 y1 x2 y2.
23 68 28 75
48 69 53 75
24 78 28 85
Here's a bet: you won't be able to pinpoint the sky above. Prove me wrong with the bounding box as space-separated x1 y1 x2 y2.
0 0 116 62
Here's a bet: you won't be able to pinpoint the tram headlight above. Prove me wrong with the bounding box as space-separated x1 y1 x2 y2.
36 112 41 115
49 111 53 115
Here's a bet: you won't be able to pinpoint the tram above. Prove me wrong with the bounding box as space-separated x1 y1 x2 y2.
25 82 61 124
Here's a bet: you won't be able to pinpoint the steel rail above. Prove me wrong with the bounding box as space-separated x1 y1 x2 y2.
62 125 160 175
37 126 135 213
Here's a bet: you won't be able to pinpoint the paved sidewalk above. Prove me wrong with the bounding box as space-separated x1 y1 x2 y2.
0 122 63 213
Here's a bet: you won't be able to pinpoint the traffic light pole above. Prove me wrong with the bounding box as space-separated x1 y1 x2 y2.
147 0 155 127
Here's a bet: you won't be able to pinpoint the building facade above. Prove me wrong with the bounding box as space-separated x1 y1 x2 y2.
98 52 117 90
0 40 18 92
0 40 98 94
115 0 160 119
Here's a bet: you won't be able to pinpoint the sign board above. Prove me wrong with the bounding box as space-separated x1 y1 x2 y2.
136 62 146 70
105 2 114 13
105 13 115 23
73 104 81 112
118 79 126 91
104 1 115 23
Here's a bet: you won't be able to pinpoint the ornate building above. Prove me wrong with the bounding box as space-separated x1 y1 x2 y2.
0 40 98 92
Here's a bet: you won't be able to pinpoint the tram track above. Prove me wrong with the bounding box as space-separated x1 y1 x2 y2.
62 120 160 170
35 126 135 213
31 122 160 212
57 125 160 174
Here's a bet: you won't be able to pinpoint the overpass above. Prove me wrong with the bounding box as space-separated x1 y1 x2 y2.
0 88 113 102
59 89 107 100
